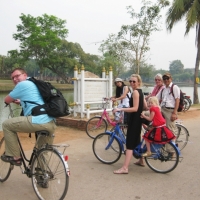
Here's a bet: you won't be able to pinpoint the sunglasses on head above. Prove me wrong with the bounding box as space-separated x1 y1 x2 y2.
129 80 136 83
163 77 170 80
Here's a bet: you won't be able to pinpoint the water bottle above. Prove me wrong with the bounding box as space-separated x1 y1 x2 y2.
115 104 122 121
115 111 121 121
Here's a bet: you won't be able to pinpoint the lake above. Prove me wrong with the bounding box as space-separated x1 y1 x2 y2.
142 86 196 102
0 87 199 130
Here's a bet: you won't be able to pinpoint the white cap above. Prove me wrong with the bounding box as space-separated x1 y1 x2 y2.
115 78 123 82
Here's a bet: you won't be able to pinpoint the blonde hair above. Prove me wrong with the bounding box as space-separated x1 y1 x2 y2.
130 74 143 87
148 96 161 110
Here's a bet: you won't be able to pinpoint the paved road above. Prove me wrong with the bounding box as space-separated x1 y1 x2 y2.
0 113 200 200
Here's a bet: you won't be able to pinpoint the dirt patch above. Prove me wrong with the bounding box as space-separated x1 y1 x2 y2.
0 126 86 152
0 108 199 151
177 108 200 121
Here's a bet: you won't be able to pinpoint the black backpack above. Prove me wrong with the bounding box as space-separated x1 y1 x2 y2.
25 77 70 118
161 84 184 112
170 84 184 112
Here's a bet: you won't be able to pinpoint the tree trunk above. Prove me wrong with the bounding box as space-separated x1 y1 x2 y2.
193 25 200 104
193 55 199 104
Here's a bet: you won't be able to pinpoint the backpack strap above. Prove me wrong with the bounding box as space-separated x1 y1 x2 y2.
159 88 164 104
160 84 175 102
126 87 131 99
169 84 175 98
23 101 47 116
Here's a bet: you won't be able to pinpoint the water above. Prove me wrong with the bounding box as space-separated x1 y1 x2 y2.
0 87 199 130
142 86 196 103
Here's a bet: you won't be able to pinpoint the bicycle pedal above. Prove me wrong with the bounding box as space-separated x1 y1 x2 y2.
178 156 184 163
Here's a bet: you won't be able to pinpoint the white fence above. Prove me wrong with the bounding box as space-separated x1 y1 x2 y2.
71 65 113 118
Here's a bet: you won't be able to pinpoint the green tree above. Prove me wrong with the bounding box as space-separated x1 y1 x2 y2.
0 55 5 76
179 72 192 82
166 0 200 104
44 40 101 82
99 34 126 77
12 13 68 78
98 51 125 78
100 0 169 75
169 60 184 75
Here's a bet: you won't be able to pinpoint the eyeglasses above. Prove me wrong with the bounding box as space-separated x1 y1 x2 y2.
129 80 136 83
11 73 23 80
155 79 161 81
163 77 170 81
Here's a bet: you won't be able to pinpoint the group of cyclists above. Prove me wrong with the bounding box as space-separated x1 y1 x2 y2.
111 73 181 174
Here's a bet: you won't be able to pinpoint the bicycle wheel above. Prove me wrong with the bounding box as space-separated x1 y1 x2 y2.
31 148 69 200
86 116 108 139
183 98 191 111
175 123 189 151
0 137 13 182
92 133 122 164
145 142 179 174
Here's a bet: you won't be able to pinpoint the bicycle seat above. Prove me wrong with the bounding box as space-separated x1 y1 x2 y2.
35 130 50 137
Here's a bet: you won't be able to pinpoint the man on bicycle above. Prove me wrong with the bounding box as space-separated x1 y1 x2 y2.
1 68 56 166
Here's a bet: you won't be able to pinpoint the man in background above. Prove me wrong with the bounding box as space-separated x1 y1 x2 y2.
157 72 180 135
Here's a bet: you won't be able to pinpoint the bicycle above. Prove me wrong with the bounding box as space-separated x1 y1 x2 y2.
0 104 70 200
92 123 181 174
86 98 128 139
182 93 192 111
175 121 189 151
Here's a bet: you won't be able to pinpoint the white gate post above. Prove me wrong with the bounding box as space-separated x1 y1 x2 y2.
109 66 113 109
80 65 85 118
73 66 78 117
78 69 81 113
102 67 105 78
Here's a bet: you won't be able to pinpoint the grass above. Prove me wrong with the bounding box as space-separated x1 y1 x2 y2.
191 103 200 108
0 79 74 92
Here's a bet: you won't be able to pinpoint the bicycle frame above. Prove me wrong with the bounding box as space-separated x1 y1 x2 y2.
99 109 116 127
133 139 181 159
16 132 51 177
105 124 126 153
95 98 118 126
106 124 181 159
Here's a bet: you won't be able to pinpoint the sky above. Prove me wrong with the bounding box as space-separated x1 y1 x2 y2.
0 0 197 71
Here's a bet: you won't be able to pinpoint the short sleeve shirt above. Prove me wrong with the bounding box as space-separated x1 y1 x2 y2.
156 82 180 108
9 79 54 124
150 106 166 127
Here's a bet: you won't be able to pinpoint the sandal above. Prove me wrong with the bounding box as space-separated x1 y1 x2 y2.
142 151 152 157
113 168 128 174
134 161 145 167
1 154 22 166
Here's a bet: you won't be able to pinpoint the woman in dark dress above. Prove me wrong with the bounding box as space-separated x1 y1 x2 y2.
113 74 147 174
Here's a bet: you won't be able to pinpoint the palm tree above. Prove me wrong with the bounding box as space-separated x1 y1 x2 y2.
166 0 200 104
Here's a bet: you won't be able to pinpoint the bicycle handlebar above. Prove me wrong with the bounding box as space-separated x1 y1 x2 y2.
102 97 112 101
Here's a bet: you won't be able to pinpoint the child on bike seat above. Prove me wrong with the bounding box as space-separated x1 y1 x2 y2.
140 96 176 157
